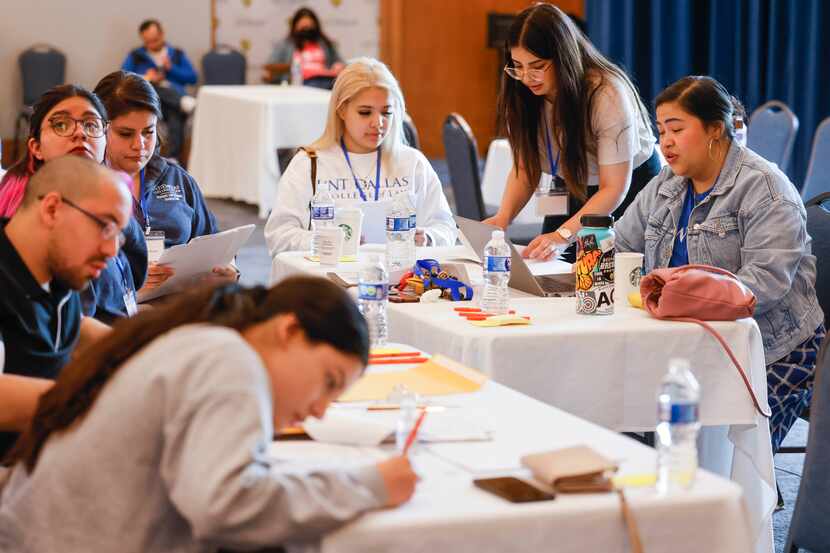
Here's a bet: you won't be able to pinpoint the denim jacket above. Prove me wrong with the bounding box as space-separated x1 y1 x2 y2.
616 141 823 364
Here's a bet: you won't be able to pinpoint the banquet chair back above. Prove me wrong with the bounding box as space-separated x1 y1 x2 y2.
785 338 830 553
202 45 247 85
442 113 485 220
747 100 799 172
402 114 420 150
801 117 830 202
14 44 66 160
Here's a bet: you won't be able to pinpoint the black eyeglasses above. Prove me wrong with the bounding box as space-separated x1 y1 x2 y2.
46 115 107 138
39 195 125 246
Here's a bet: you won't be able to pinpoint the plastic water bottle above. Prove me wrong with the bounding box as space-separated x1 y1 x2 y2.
480 230 511 314
310 190 335 258
734 116 747 148
290 57 303 86
358 255 388 347
656 358 701 494
385 197 413 275
404 194 417 259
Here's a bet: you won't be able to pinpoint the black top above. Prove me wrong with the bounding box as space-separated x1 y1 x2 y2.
0 219 81 379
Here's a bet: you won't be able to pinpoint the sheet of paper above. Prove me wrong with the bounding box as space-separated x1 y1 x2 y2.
513 244 572 276
268 441 386 464
426 442 523 474
137 224 255 302
338 355 487 402
417 245 480 263
303 411 393 446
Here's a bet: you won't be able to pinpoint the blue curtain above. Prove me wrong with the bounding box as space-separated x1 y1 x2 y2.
586 0 830 187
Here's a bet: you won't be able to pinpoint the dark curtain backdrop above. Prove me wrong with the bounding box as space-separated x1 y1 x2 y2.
586 0 830 188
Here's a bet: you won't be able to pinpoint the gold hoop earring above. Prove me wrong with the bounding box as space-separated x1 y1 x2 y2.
707 138 716 161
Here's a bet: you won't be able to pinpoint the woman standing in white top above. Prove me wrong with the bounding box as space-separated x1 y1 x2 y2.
265 57 457 257
485 4 660 260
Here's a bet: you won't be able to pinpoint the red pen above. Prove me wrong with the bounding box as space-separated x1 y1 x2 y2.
402 409 428 455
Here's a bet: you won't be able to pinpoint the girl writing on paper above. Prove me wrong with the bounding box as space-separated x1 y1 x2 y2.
484 4 660 261
265 57 457 256
0 84 148 323
94 70 237 293
0 276 418 552
615 76 825 455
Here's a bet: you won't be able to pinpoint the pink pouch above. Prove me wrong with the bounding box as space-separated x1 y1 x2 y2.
640 264 770 418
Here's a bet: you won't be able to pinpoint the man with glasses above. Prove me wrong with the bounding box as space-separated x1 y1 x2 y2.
0 156 132 454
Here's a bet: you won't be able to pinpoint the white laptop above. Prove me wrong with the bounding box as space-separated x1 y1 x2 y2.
454 216 575 297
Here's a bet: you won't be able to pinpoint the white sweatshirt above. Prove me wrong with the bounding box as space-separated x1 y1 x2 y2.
265 144 458 256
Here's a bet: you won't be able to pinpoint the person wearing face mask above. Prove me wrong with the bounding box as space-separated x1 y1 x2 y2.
615 76 825 456
0 85 148 325
0 276 418 551
265 7 344 89
0 156 133 455
93 71 236 295
264 57 457 256
484 4 660 261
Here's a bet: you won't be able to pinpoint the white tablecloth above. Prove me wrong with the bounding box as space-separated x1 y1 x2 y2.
270 248 775 553
187 85 331 218
278 354 753 553
481 138 544 225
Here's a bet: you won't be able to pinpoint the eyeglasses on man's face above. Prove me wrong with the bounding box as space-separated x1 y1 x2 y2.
504 62 551 83
46 115 107 139
39 195 125 247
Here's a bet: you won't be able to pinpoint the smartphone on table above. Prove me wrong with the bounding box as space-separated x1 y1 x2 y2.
473 476 555 503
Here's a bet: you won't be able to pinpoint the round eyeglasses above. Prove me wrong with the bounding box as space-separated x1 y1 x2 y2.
47 115 107 138
503 62 551 83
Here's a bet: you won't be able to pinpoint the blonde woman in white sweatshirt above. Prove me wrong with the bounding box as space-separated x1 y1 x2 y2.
265 57 457 256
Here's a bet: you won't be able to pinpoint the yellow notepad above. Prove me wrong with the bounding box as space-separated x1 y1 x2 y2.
338 355 487 402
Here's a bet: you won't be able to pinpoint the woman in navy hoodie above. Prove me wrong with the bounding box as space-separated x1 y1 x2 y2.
94 71 237 295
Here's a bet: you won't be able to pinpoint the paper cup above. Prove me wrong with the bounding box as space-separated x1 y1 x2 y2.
318 227 344 266
335 208 363 257
615 252 644 306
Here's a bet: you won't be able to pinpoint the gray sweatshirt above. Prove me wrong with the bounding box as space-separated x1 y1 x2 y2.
0 325 386 552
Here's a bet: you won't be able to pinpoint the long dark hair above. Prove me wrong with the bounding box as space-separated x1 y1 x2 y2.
497 4 650 200
654 76 746 140
0 85 107 182
288 7 335 51
94 70 164 155
7 276 369 472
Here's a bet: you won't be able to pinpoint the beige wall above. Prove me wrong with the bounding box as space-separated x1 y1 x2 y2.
0 0 212 141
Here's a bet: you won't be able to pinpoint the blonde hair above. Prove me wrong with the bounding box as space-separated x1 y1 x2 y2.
309 57 407 166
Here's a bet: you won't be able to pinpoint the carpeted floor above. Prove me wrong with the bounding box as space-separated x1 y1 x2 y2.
206 156 808 552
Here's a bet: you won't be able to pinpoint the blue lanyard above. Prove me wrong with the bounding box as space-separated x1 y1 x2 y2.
114 255 131 291
340 138 381 202
542 117 560 177
138 168 150 232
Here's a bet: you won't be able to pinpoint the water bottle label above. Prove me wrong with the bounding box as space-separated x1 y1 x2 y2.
485 255 510 272
312 206 334 220
358 283 388 301
660 402 699 424
409 214 417 228
386 217 410 232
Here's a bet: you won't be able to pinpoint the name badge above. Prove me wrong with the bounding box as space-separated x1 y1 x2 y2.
535 175 569 216
146 230 165 264
124 289 139 317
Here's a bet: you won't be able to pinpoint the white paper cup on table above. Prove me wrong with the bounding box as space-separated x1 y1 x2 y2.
317 227 345 266
335 208 363 258
615 252 644 307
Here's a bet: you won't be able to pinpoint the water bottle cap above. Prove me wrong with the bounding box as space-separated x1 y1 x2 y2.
580 214 614 228
492 230 505 239
669 358 691 372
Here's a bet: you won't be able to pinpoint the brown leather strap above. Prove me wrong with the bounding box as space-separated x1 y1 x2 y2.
617 489 644 553
299 147 318 230
666 316 772 418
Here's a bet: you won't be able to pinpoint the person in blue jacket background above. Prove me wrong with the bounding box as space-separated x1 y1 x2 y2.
94 70 237 295
121 19 197 161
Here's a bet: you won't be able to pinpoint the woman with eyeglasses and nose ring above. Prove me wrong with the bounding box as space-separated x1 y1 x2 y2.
484 4 661 261
0 85 148 324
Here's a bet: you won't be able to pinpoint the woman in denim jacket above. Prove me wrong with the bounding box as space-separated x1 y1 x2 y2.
616 76 825 454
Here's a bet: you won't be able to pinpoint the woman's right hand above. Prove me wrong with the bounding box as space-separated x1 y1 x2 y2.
139 263 175 292
482 214 509 230
375 456 418 507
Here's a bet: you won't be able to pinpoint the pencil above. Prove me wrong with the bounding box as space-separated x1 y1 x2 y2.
402 409 428 455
